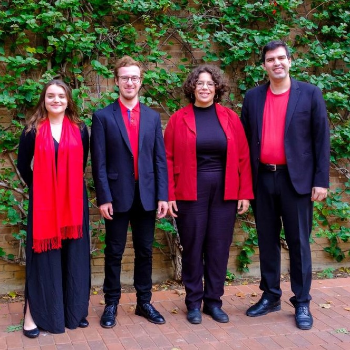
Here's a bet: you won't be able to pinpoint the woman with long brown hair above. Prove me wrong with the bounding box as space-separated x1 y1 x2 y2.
17 79 90 336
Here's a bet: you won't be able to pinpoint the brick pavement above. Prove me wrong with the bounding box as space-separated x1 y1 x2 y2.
0 278 350 349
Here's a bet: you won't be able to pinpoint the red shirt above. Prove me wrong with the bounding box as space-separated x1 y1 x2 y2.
119 99 140 180
260 87 290 164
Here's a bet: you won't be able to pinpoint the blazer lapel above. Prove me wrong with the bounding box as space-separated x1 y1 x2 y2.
139 103 147 152
257 84 269 141
285 78 300 134
183 104 196 134
215 104 229 133
112 101 132 153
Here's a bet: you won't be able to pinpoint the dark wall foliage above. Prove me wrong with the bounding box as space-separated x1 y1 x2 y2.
0 0 349 270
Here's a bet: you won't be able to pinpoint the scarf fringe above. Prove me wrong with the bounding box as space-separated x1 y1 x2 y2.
61 225 83 240
33 237 62 253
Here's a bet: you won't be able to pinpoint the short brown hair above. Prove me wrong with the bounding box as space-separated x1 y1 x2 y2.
183 64 229 103
114 56 144 79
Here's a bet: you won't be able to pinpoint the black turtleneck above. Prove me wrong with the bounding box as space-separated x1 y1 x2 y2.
193 103 227 172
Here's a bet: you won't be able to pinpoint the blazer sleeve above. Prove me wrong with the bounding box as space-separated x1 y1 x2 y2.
154 113 168 201
311 86 330 188
234 113 254 200
17 128 35 187
90 112 112 206
164 114 176 201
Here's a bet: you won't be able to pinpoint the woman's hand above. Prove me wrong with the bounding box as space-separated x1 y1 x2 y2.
237 200 250 215
168 201 178 217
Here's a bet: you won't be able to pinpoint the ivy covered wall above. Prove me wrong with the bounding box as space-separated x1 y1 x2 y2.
0 0 349 290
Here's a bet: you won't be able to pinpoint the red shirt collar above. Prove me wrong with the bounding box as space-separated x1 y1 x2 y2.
118 99 140 113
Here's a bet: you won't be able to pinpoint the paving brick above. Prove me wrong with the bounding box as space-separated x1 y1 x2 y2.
53 333 71 344
72 342 91 350
255 336 283 349
241 337 270 349
1 279 350 349
119 336 142 349
56 344 74 350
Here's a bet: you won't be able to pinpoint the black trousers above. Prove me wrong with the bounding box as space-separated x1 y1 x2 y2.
25 186 90 334
103 184 156 305
176 171 237 310
254 168 313 306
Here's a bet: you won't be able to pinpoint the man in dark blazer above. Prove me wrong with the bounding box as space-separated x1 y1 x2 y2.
241 40 330 330
90 56 168 328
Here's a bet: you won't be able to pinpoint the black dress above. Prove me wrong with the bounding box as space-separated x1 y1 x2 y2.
17 123 90 334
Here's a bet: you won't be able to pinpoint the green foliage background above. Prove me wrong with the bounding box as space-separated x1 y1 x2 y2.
0 0 349 271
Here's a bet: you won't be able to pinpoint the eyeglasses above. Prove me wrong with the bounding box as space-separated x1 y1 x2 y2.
118 76 141 83
196 80 216 88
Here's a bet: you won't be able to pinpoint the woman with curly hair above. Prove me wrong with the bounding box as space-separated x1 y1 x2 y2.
17 80 90 337
164 65 253 324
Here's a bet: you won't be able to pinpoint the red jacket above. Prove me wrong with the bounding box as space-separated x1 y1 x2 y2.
164 103 254 201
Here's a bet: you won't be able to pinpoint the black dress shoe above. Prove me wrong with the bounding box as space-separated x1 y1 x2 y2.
78 317 89 328
100 304 118 328
23 327 40 338
203 305 229 323
246 298 281 317
295 306 313 330
187 309 202 324
135 303 165 324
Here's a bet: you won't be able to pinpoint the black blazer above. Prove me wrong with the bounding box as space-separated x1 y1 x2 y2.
90 100 168 212
241 78 330 195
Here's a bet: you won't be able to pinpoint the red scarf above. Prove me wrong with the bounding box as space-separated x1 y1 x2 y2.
33 117 83 253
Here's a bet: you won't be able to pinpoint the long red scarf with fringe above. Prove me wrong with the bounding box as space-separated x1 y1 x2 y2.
33 117 83 253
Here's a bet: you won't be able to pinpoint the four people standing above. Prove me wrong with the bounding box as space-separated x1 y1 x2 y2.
17 42 330 334
90 56 168 328
164 65 253 324
17 80 91 337
241 40 330 330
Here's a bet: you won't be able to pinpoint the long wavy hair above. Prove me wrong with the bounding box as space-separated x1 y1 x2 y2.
182 64 229 104
26 79 81 133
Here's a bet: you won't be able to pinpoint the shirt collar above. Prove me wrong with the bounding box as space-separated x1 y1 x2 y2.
118 99 140 113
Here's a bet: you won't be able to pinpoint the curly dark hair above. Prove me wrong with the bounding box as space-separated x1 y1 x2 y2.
183 64 229 104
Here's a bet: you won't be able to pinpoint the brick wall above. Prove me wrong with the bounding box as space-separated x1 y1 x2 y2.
1 17 349 294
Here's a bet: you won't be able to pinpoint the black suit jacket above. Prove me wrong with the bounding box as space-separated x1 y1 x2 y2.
241 78 330 195
90 100 168 212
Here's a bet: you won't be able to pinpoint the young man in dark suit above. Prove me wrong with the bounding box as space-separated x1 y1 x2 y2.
241 40 330 330
91 56 168 328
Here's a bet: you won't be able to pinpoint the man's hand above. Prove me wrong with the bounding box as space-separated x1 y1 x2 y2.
157 201 168 219
311 187 328 202
168 201 178 217
99 202 113 220
237 200 250 214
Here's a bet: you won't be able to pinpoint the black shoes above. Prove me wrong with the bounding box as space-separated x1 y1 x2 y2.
294 305 313 330
289 297 313 330
187 309 202 324
23 327 40 338
246 298 281 317
135 303 165 324
203 305 229 323
78 317 89 328
100 304 118 328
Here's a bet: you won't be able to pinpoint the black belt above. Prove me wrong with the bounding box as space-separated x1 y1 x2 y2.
259 163 288 172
